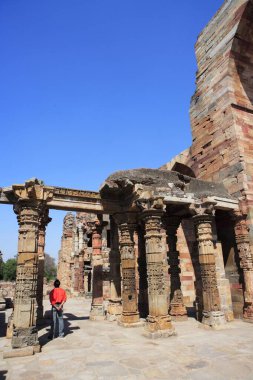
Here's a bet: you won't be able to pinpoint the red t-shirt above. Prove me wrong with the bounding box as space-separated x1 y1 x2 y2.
49 288 67 306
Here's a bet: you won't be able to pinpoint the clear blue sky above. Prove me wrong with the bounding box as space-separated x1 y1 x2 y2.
0 0 224 261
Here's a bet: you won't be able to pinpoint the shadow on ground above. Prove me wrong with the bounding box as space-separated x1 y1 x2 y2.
38 312 89 347
0 312 7 338
0 371 8 380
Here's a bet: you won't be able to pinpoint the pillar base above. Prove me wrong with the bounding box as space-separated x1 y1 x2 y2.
118 319 145 328
89 304 105 320
119 312 140 325
145 315 174 333
107 300 122 321
202 311 226 328
12 327 39 349
6 313 13 339
170 303 188 321
243 303 253 322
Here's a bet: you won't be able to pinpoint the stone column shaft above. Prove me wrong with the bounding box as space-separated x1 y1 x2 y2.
142 210 174 336
193 214 225 327
116 214 140 326
12 202 41 349
37 209 51 324
233 213 253 322
78 253 85 294
73 255 80 293
90 218 105 320
107 216 122 320
164 216 187 321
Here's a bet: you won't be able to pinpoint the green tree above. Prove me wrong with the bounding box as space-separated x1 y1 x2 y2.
44 253 57 281
3 258 17 281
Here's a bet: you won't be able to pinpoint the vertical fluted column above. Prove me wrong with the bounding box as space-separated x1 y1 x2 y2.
233 212 253 322
0 251 5 310
163 216 187 321
73 230 79 293
141 205 174 337
12 202 41 349
193 212 226 327
107 216 122 320
89 217 105 320
37 209 51 324
73 254 80 293
137 226 149 318
115 213 140 326
78 226 85 295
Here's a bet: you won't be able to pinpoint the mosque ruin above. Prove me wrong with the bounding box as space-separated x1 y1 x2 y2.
0 0 253 352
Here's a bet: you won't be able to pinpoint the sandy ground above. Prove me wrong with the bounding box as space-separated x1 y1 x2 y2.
1 298 253 380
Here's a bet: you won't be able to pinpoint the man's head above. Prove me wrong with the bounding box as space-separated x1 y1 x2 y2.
54 279 60 288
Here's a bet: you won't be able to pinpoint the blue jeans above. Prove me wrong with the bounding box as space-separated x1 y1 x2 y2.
50 305 64 338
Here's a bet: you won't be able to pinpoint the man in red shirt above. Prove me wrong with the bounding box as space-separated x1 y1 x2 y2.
48 279 67 339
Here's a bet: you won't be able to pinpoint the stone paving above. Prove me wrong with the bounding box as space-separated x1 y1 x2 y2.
1 298 253 380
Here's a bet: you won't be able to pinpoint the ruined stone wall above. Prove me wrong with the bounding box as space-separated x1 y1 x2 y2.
163 0 253 241
162 0 253 316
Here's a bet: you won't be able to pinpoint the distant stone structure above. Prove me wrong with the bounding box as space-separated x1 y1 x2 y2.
0 0 253 352
58 212 110 303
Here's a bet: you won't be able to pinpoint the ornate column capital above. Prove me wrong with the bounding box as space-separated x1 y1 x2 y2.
12 178 54 203
190 200 216 220
137 197 165 220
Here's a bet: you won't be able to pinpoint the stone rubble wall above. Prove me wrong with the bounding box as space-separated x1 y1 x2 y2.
0 281 15 308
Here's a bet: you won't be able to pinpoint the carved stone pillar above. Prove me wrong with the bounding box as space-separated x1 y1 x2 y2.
0 251 6 310
193 207 226 327
115 213 140 326
137 226 149 318
140 198 174 337
89 216 105 320
73 254 80 293
163 215 187 321
107 216 122 321
78 226 85 295
233 212 253 322
37 209 51 324
12 202 41 349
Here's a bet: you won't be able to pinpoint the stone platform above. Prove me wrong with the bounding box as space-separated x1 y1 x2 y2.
1 298 253 379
